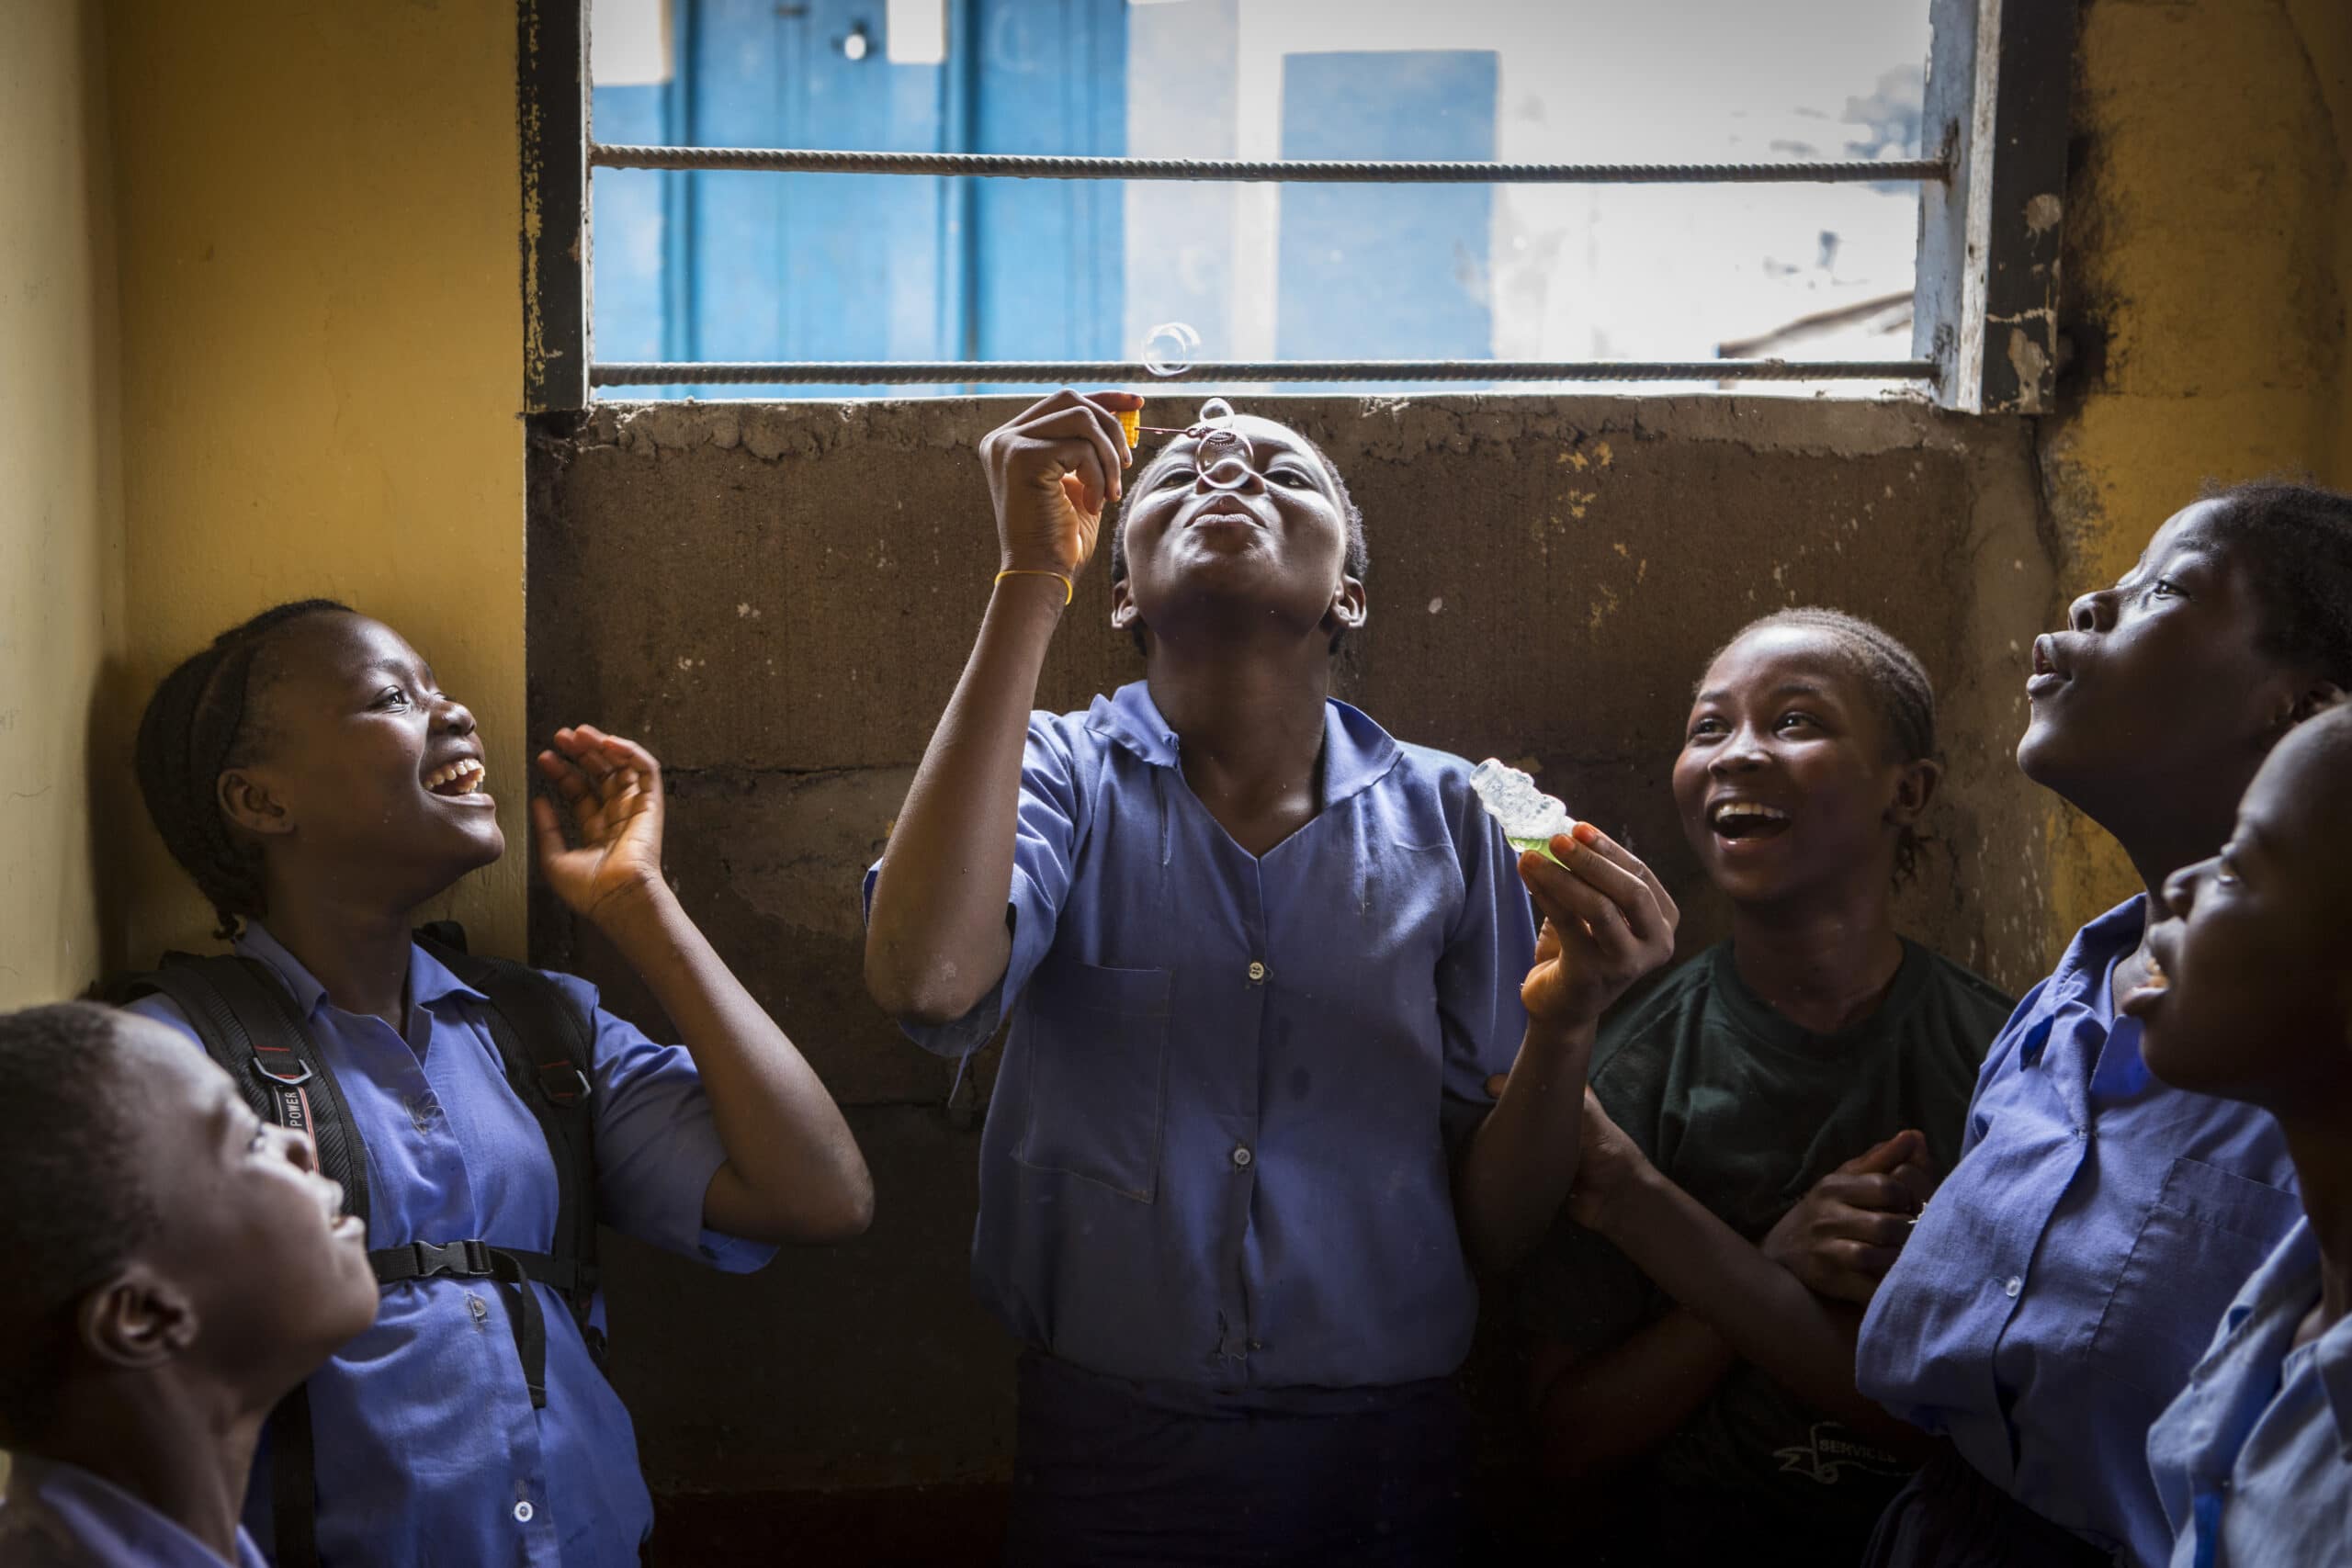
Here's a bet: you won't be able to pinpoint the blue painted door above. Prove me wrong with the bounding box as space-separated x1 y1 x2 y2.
1277 51 1497 392
591 0 1126 397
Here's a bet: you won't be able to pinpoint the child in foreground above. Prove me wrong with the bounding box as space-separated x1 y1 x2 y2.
2136 701 2352 1568
0 1003 378 1567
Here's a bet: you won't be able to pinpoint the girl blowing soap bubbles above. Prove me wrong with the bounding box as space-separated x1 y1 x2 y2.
863 389 1679 1566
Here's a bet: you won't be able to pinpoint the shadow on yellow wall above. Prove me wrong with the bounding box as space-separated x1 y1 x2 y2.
2036 0 2352 939
101 0 528 966
8 0 2352 994
0 0 124 1007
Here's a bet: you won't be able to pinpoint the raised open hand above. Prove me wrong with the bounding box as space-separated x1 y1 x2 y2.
532 724 669 927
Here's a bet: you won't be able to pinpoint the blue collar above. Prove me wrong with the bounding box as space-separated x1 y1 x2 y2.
236 921 489 1021
6 1454 266 1568
2049 895 2149 999
1084 681 1404 809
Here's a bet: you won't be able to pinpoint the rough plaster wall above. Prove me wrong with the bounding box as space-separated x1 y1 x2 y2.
103 0 527 964
0 0 123 1004
2037 0 2352 936
529 393 2054 1494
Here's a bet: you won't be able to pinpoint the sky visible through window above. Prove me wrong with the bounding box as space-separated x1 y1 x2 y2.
590 0 1932 398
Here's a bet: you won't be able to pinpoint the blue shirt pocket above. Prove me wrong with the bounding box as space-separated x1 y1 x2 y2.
2088 1156 2302 1397
1015 956 1174 1202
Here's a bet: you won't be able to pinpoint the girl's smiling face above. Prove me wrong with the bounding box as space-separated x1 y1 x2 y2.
217 613 503 909
1112 415 1364 650
1672 624 1938 909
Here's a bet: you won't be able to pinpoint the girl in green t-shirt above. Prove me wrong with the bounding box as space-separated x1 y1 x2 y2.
1510 609 2014 1567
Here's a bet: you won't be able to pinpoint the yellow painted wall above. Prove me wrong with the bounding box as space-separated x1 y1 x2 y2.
2036 0 2352 940
105 0 528 963
0 0 125 1004
17 0 2348 982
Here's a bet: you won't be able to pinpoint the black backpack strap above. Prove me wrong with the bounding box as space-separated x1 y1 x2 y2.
414 928 602 1342
268 1385 321 1568
119 956 373 1235
366 1238 585 1406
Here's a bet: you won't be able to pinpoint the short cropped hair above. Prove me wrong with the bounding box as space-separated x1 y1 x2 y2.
0 1003 160 1444
2201 480 2352 688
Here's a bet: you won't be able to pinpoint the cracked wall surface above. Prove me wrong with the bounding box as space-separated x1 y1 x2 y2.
529 391 2057 1495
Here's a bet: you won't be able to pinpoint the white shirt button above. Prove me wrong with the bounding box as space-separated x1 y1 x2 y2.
2004 1276 2023 1298
513 1501 535 1524
1232 1145 1253 1169
1247 960 1267 983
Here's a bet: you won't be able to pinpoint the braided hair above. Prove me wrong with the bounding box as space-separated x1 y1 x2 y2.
134 600 352 939
1706 607 1939 884
0 1002 159 1444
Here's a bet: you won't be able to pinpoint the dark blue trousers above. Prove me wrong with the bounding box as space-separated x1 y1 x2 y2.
1003 1354 1468 1568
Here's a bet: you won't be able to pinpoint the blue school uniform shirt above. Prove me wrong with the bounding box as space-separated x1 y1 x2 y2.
0 1456 267 1567
129 923 775 1568
2148 1219 2352 1568
1856 897 2301 1568
866 682 1535 1397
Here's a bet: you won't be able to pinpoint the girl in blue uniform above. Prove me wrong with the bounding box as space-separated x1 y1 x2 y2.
127 602 874 1565
1840 482 2352 1567
863 389 1679 1566
2135 701 2352 1568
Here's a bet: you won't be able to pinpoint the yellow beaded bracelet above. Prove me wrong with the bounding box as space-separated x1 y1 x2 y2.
994 569 1073 605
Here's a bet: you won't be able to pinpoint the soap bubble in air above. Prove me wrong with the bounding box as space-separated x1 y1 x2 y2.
1142 322 1202 378
1196 397 1236 423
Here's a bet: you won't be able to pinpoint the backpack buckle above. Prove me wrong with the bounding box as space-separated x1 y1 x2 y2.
250 1051 313 1088
535 1060 593 1108
409 1239 494 1279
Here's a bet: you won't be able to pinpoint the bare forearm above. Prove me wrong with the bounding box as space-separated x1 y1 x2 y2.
1598 1168 1919 1445
599 889 873 1244
1456 1022 1594 1272
863 577 1064 1021
1532 1311 1736 1479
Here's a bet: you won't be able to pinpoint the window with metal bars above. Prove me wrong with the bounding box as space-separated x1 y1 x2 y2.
520 0 2071 415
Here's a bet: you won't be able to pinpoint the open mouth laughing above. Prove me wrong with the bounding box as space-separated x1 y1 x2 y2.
1707 798 1792 843
423 756 491 802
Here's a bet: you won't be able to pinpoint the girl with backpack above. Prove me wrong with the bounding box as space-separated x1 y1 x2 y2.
125 601 873 1566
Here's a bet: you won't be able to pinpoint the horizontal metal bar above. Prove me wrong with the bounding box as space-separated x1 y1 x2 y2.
589 143 1948 186
592 359 1939 387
